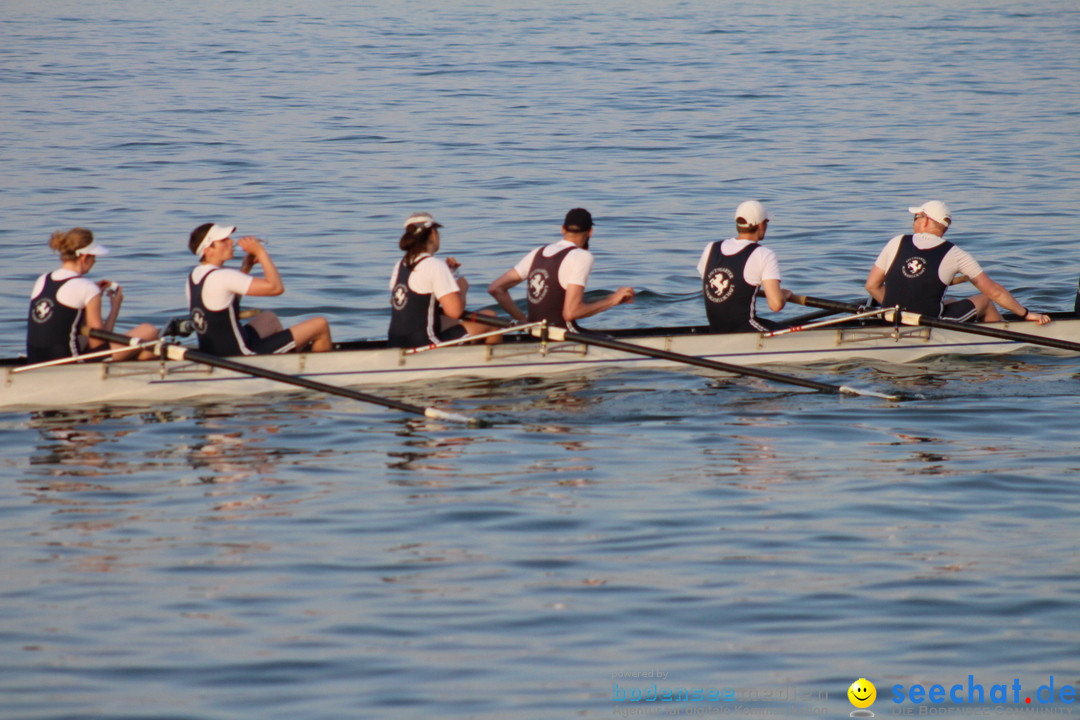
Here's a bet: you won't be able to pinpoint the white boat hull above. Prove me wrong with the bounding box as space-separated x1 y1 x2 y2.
3 318 1078 410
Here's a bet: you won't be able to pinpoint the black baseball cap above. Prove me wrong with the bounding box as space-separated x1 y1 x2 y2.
563 208 593 232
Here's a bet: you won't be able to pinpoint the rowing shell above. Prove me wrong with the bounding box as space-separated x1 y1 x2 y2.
2 315 1078 410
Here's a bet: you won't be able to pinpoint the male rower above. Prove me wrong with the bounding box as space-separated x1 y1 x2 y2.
698 200 793 332
865 201 1049 324
487 208 635 331
186 223 333 355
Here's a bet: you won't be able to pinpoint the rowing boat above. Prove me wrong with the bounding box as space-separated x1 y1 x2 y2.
2 313 1078 410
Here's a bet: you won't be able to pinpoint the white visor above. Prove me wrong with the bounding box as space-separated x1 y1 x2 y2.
196 224 236 257
75 240 109 257
403 212 440 229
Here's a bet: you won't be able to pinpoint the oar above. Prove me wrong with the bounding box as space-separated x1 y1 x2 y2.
87 329 485 427
13 338 164 373
465 314 900 400
785 308 843 325
790 296 1080 354
762 307 892 338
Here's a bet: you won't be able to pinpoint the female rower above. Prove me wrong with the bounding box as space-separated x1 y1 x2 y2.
387 212 495 348
27 228 158 363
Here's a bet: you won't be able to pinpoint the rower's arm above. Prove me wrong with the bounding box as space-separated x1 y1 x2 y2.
239 238 285 297
437 291 465 320
865 266 887 304
488 269 527 322
970 273 1050 324
82 294 108 350
563 284 635 322
761 279 790 312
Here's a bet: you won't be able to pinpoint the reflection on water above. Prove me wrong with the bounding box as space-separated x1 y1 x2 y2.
0 364 1077 719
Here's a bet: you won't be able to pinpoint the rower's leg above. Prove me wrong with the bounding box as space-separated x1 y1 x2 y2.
462 309 502 344
117 323 160 360
248 311 284 338
288 317 333 353
970 294 1002 322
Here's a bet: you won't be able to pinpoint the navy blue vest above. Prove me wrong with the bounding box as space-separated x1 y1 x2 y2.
188 268 251 356
526 246 579 331
388 259 447 348
27 273 84 362
702 241 762 333
882 235 953 317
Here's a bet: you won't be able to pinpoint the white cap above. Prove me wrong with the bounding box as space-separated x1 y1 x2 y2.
74 240 109 257
734 200 771 228
909 201 952 227
196 223 236 257
403 212 442 230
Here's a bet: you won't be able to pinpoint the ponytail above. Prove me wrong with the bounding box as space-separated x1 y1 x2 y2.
399 224 436 268
49 228 94 261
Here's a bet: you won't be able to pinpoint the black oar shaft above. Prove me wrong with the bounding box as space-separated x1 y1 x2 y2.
88 329 481 425
565 328 845 394
466 314 889 397
792 296 1080 353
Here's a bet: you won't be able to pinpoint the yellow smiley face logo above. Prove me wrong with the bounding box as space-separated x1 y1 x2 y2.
848 678 876 708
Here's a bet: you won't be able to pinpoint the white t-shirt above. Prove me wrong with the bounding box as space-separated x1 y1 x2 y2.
31 269 101 308
873 233 984 284
185 265 255 311
513 240 594 289
388 255 460 299
696 239 781 285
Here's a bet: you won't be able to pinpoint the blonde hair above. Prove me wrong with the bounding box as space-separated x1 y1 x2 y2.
49 228 95 261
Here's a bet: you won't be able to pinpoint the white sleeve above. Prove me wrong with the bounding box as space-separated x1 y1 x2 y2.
203 268 254 311
559 248 594 288
412 257 460 299
389 260 401 291
30 274 47 300
696 243 715 278
745 246 781 285
56 276 102 309
941 246 984 284
873 236 904 272
512 248 540 280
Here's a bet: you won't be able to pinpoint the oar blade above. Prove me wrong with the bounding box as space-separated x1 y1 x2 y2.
424 407 488 427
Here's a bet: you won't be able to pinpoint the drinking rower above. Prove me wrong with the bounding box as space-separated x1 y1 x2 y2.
698 200 793 333
186 223 333 356
27 227 158 363
865 201 1049 324
487 208 634 331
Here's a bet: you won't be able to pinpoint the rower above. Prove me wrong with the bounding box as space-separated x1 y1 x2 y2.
387 212 495 348
864 201 1049 325
487 208 634 331
698 200 794 333
27 228 158 363
186 223 333 355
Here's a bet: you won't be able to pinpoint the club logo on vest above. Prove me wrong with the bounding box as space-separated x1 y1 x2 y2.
31 298 55 324
391 283 409 311
903 257 927 278
528 269 550 303
705 267 736 304
190 308 208 335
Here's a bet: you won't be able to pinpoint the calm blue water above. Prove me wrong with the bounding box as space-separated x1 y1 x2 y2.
2 2 1079 718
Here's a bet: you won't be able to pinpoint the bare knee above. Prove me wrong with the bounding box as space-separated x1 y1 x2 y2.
131 323 159 341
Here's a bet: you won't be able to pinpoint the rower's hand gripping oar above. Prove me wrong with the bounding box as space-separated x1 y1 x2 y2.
88 329 486 427
465 313 901 400
790 296 1080 353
